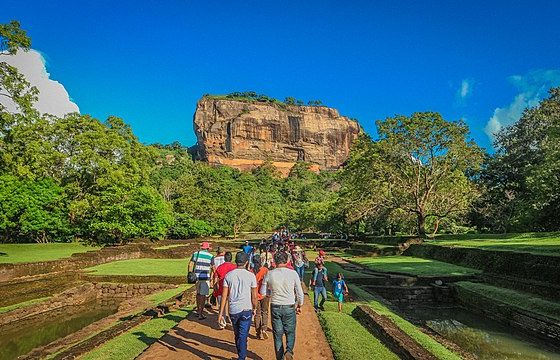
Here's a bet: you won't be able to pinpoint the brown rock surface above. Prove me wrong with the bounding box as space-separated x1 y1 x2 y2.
193 97 360 175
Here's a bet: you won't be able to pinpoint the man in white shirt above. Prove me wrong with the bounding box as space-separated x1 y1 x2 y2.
218 252 257 360
260 251 304 360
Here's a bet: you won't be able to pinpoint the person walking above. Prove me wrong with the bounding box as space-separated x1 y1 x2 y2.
261 251 304 360
311 262 328 312
332 273 349 312
188 242 214 320
214 251 236 328
252 254 270 339
291 246 307 281
212 246 226 269
218 252 258 360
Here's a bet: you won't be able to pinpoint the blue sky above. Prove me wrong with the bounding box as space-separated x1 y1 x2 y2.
3 0 560 150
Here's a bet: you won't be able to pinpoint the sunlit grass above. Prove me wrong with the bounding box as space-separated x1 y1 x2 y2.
0 243 99 264
351 256 480 276
86 258 188 276
429 233 560 256
80 307 192 360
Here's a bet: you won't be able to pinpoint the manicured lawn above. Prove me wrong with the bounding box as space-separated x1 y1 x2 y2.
351 256 480 276
349 285 462 360
0 297 50 314
318 300 399 360
0 243 99 264
86 259 188 276
430 233 560 256
455 281 560 321
80 307 191 360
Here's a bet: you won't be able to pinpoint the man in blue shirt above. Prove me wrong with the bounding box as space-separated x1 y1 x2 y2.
311 262 328 312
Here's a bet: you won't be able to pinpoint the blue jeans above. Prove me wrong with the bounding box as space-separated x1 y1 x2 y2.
295 265 305 280
314 286 327 309
229 310 252 360
271 304 296 360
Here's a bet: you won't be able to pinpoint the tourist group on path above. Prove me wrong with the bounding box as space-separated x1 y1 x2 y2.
187 229 348 360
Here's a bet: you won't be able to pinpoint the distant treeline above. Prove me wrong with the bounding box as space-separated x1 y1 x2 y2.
204 92 325 107
1 21 559 244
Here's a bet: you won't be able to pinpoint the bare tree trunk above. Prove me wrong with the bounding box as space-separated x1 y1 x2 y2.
417 213 427 238
431 218 440 238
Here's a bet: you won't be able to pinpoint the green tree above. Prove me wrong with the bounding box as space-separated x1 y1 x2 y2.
341 113 482 237
0 175 70 243
475 87 560 231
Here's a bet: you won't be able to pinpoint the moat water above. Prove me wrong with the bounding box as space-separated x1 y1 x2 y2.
404 307 560 360
0 301 118 360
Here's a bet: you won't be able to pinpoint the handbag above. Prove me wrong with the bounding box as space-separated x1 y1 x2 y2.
187 251 200 284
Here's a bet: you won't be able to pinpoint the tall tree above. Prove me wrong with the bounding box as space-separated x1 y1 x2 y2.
341 113 483 237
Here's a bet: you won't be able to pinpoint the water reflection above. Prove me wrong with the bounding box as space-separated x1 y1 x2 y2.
0 301 118 360
404 307 560 360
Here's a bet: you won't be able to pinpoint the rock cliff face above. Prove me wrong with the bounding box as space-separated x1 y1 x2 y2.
193 97 360 175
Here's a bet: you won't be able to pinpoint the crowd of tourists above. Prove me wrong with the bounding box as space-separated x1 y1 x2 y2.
187 229 349 360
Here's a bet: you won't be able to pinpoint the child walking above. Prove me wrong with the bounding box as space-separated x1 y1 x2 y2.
332 273 349 312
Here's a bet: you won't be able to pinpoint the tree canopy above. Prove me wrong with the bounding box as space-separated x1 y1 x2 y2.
1 20 559 243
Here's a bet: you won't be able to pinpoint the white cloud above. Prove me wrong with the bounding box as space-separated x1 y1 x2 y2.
455 78 474 106
485 69 560 140
460 79 471 98
0 49 79 116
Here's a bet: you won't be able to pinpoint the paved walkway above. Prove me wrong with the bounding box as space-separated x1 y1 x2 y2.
138 293 334 360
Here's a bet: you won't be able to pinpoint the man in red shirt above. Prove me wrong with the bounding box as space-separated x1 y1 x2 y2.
214 251 236 329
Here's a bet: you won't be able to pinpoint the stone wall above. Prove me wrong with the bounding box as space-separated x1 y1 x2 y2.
454 284 560 345
353 305 437 360
0 283 98 327
0 271 82 307
363 285 455 308
94 282 175 298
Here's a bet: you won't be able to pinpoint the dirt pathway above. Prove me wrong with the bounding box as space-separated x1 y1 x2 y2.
138 293 334 360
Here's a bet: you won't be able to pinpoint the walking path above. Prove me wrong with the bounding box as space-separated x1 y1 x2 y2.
138 293 334 360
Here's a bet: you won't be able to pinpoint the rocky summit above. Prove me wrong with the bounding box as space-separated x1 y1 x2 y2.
193 96 360 175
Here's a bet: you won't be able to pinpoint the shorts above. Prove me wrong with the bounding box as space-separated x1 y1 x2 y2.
334 292 344 303
196 280 211 296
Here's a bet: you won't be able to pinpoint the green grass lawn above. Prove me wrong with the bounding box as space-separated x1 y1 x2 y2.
455 282 560 321
80 307 191 360
0 243 99 264
146 285 192 305
86 259 188 276
429 233 560 256
351 256 480 277
317 299 399 360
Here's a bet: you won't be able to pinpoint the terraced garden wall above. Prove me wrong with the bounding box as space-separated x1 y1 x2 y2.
454 284 560 345
0 243 197 282
404 244 560 284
